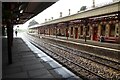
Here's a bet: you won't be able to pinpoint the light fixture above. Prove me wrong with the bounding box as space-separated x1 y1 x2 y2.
19 5 22 10
20 10 23 13
17 18 19 21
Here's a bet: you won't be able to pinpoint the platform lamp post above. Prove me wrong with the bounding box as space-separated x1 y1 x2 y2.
93 0 95 8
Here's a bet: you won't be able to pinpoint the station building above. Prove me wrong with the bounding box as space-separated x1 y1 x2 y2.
29 1 120 43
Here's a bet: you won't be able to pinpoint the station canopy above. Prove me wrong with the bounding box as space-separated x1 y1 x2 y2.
2 2 57 25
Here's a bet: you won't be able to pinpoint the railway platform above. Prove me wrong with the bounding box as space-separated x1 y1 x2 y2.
2 37 80 79
43 35 120 50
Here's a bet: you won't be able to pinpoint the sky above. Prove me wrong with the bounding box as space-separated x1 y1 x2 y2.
15 0 113 29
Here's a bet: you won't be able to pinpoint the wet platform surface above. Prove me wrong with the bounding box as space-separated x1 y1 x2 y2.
2 37 81 79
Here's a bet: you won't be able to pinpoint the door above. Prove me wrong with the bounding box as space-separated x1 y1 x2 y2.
93 27 98 41
75 28 78 39
66 28 68 37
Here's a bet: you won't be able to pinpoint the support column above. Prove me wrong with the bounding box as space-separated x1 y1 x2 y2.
105 24 110 37
68 26 71 38
91 25 94 40
56 26 57 38
84 26 87 42
115 23 118 37
79 25 81 38
49 28 50 36
66 23 69 40
73 26 75 39
118 4 120 43
118 12 120 44
98 24 101 37
7 20 13 64
78 26 80 39
118 21 120 44
44 28 45 35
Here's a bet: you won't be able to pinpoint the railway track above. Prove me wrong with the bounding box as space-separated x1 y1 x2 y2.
43 39 120 71
42 37 120 69
27 34 120 80
30 40 105 80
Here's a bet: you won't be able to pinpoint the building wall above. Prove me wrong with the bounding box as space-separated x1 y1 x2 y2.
32 13 119 43
31 17 119 43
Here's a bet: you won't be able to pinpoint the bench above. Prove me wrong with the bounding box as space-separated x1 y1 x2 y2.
98 36 118 43
104 37 118 43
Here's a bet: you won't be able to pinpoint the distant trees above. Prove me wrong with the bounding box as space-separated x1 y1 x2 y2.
80 6 87 11
28 20 39 27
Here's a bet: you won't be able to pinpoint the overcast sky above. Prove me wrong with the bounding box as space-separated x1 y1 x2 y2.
18 0 113 29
